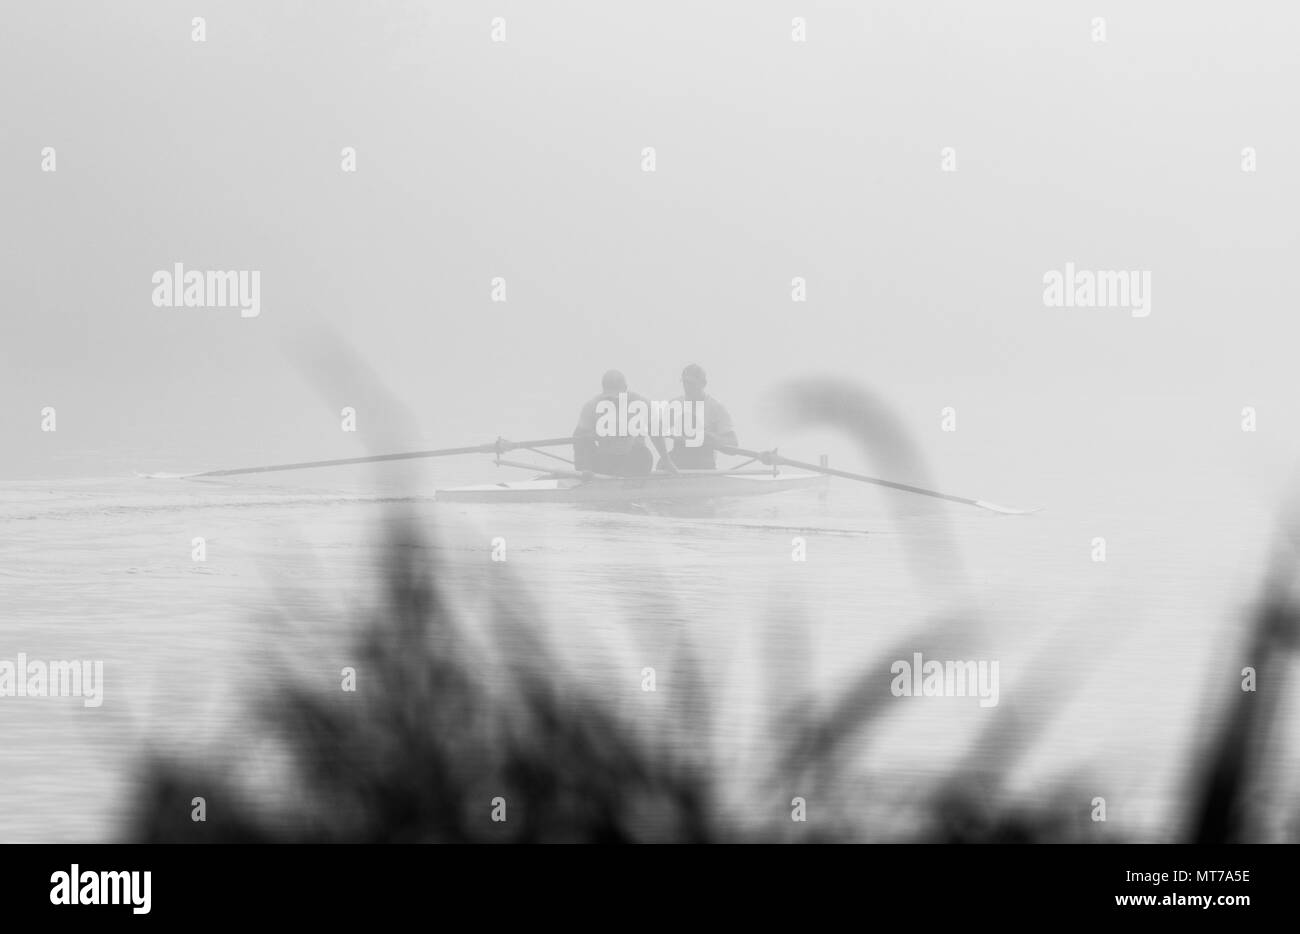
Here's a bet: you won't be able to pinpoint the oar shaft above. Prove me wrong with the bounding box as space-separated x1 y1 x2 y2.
188 437 576 479
719 445 981 508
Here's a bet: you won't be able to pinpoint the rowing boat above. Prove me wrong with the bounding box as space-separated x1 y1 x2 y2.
142 434 1036 514
435 469 828 504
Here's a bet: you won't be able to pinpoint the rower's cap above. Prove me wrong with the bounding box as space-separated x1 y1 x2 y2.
682 363 707 382
601 369 628 392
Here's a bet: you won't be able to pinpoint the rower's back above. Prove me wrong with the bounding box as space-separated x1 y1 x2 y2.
572 370 653 475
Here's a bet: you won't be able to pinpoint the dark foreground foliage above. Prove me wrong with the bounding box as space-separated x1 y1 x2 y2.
130 382 1297 843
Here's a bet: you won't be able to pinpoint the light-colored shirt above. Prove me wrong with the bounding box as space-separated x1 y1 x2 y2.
673 394 737 450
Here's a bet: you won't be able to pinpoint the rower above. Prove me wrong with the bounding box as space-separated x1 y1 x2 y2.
665 363 738 470
573 370 675 476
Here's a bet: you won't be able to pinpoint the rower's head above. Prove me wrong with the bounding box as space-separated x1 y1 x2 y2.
681 363 707 400
601 370 628 395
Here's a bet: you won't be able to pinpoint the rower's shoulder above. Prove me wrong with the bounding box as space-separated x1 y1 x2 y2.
577 394 607 418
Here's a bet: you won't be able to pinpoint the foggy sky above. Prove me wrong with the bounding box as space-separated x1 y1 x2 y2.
3 1 1298 511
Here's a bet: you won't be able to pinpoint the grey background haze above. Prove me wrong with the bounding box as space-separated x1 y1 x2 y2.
3 1 1298 509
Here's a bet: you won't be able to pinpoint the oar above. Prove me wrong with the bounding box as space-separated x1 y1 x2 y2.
139 437 577 480
718 445 1039 515
491 457 620 481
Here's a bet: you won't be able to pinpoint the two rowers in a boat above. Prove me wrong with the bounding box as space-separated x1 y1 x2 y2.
572 364 738 477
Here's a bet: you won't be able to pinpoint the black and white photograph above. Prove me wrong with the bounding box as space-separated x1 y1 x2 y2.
0 0 1291 916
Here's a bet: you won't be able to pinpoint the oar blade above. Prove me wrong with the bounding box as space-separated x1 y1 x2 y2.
974 499 1043 516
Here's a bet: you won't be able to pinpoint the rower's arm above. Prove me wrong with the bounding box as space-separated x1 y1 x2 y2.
573 397 602 439
708 401 738 448
573 399 599 469
648 434 679 473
